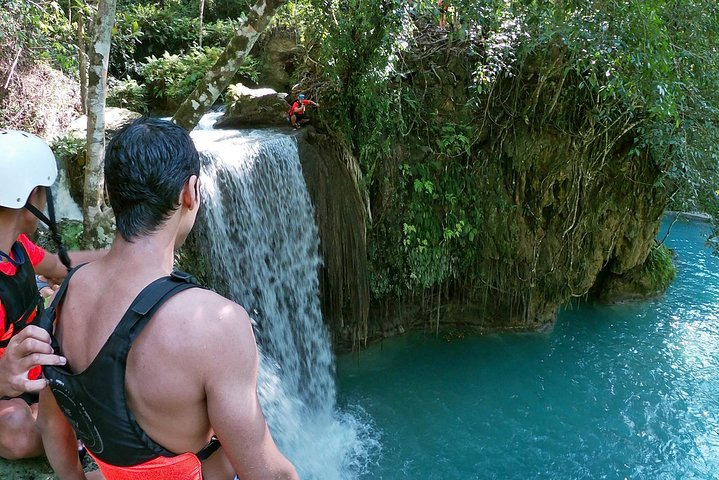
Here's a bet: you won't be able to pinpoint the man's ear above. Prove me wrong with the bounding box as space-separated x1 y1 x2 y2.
182 175 200 210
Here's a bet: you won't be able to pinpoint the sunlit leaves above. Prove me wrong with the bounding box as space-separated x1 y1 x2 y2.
1 0 78 73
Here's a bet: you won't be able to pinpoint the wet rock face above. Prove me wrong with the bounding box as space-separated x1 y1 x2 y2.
215 83 292 128
252 30 304 93
295 130 370 351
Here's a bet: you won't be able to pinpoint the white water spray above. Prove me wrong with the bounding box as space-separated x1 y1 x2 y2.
190 127 377 479
53 170 82 221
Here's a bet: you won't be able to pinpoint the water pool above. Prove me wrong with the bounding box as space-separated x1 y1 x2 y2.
337 219 719 479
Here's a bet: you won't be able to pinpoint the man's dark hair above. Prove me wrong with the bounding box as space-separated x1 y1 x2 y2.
104 118 200 241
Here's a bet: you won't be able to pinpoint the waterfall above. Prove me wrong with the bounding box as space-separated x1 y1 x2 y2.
190 126 377 479
52 170 82 221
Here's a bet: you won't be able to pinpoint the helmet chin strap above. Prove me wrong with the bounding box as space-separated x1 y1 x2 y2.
23 187 72 271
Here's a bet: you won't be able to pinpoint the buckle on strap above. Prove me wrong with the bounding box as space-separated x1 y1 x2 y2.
170 270 197 284
196 436 221 461
129 272 198 315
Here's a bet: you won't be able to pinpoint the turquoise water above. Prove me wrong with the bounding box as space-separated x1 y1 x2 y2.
337 219 719 479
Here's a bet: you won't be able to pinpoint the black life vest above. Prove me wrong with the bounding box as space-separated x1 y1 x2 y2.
0 241 43 349
41 267 220 466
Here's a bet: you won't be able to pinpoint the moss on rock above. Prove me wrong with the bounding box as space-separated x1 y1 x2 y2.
591 244 676 303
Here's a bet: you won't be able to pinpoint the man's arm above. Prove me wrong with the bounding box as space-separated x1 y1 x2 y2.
35 249 107 284
37 387 88 480
205 304 299 479
0 325 66 397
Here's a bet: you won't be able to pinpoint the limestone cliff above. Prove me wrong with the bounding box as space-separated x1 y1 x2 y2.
302 26 672 350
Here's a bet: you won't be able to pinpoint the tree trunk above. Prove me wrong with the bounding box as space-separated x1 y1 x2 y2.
172 0 288 130
82 0 116 248
78 12 88 114
199 0 205 48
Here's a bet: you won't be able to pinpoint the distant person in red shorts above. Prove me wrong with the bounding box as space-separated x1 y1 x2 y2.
288 92 320 129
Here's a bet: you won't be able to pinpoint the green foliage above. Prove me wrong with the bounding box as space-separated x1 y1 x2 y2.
522 3 718 209
112 4 199 78
51 135 85 161
59 221 84 251
139 47 259 107
107 78 149 113
139 47 222 106
202 18 244 46
32 218 83 255
111 2 244 79
110 8 145 78
645 244 676 291
0 0 77 74
281 0 479 296
397 145 488 292
50 136 86 208
290 0 719 299
116 0 253 23
437 123 472 158
201 0 254 22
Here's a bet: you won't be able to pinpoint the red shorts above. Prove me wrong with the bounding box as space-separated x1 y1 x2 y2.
89 451 203 480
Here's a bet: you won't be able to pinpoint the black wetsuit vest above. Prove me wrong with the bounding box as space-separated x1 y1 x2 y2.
41 267 220 467
0 241 44 349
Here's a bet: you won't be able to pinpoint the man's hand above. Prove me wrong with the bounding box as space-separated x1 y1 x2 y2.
0 325 66 398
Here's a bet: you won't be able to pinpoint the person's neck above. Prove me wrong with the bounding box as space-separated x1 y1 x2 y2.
105 231 177 276
0 214 22 257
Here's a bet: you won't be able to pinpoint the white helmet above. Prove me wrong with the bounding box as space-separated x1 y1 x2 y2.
0 130 58 209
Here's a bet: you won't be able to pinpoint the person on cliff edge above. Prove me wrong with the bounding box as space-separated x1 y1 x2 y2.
288 92 319 129
37 118 299 480
0 129 105 460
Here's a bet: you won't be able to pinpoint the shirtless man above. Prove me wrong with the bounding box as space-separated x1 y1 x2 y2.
38 118 299 480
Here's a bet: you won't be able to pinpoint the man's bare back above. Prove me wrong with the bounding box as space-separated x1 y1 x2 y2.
58 261 245 472
38 118 298 480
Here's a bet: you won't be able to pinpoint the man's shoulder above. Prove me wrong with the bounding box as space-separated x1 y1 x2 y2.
173 286 241 310
164 287 250 325
156 288 255 352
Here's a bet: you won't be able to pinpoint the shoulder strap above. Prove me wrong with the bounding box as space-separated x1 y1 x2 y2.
33 264 85 335
36 268 199 347
117 270 200 342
